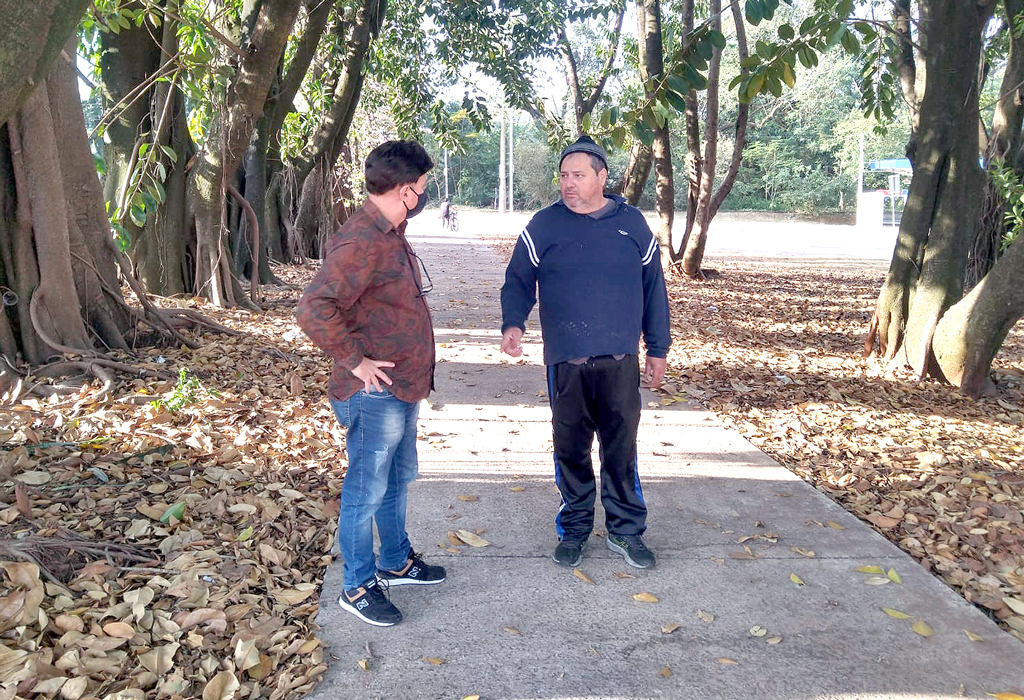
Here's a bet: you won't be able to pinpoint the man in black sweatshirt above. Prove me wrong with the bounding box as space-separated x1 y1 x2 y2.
500 134 671 569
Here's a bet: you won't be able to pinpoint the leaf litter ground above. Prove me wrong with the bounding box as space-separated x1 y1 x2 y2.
658 255 1024 644
2 251 1024 699
1 266 341 700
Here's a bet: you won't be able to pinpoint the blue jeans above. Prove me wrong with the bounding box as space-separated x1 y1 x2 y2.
331 388 420 591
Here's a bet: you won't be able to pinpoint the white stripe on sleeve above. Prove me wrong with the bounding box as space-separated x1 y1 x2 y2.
641 236 658 266
520 229 540 267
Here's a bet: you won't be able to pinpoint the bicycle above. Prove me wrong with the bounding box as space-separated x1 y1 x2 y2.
448 209 459 232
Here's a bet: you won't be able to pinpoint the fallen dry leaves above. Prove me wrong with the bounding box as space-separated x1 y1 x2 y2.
661 257 1024 642
0 267 339 699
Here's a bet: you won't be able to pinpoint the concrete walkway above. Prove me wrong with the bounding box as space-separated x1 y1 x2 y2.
308 212 1024 700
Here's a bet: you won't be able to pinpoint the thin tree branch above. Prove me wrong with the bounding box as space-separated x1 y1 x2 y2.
580 6 626 116
140 0 246 58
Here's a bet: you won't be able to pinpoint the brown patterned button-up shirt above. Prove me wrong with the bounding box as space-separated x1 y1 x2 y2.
296 200 435 403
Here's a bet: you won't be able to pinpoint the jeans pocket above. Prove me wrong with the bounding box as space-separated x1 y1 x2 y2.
330 397 352 427
364 386 393 399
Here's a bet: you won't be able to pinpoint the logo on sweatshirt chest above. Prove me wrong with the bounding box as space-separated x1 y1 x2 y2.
618 229 630 236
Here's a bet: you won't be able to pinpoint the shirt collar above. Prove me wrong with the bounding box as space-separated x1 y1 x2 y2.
362 199 407 236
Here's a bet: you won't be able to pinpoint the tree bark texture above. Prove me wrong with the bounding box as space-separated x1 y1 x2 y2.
0 0 93 126
293 0 383 257
99 2 162 227
868 0 996 381
933 237 1024 396
680 0 702 255
15 86 92 354
1 59 132 364
893 0 922 165
97 3 193 297
188 0 303 306
637 0 674 267
269 0 335 146
258 0 335 263
708 1 750 221
48 37 129 349
681 0 724 276
240 114 274 283
677 0 749 273
616 141 652 205
967 0 1024 290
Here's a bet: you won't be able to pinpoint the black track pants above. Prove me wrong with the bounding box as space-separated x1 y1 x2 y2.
546 355 646 541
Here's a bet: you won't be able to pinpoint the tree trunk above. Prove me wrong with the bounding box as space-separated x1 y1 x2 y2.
1 59 132 364
616 141 652 205
293 0 382 256
560 6 624 135
637 0 673 266
867 0 995 379
261 0 335 263
15 87 92 354
677 0 749 273
966 0 1024 290
560 27 585 136
188 0 303 306
48 37 130 349
894 0 922 165
269 0 334 146
933 238 1024 396
680 0 702 256
0 0 93 126
101 1 194 297
135 76 193 296
708 1 750 222
241 114 275 283
99 2 162 242
681 0 724 276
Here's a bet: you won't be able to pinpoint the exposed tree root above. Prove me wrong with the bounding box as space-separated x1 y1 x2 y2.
161 308 240 336
1 355 174 408
0 355 26 403
863 312 879 357
0 531 155 584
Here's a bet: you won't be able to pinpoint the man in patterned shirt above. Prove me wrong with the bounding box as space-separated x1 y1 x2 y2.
297 140 445 627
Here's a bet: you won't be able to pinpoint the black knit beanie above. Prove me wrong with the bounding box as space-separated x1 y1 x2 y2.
558 134 608 170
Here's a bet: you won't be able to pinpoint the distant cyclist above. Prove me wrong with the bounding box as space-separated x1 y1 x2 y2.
440 196 451 229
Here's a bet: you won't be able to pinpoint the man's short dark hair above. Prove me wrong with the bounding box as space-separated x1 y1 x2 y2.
365 140 434 195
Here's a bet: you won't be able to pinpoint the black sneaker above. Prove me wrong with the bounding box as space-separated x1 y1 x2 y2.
338 578 402 626
378 551 446 586
552 538 588 567
606 533 656 569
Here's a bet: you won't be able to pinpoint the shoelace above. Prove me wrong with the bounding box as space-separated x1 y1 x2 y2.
366 577 392 602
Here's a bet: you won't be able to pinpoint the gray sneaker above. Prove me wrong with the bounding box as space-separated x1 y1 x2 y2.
552 538 588 567
606 533 656 569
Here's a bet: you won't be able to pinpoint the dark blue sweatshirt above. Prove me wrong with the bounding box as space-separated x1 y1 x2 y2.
501 195 672 366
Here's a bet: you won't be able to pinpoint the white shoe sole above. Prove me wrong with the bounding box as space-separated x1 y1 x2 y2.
378 575 446 586
337 595 401 626
606 538 655 569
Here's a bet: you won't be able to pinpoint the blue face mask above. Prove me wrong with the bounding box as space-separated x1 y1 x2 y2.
405 186 429 219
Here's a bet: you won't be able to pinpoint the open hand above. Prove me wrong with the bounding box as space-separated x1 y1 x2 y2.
351 357 395 393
